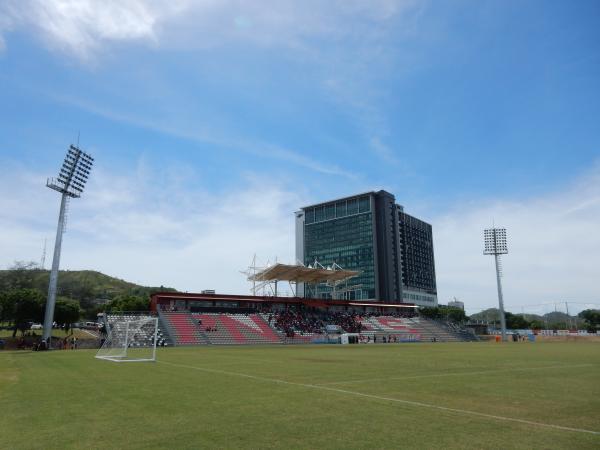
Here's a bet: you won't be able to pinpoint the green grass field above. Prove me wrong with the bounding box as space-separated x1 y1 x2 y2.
1 342 599 449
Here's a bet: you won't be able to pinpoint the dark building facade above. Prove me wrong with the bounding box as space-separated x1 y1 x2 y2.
397 211 437 305
295 191 437 306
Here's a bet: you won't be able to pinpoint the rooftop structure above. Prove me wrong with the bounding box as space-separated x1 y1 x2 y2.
245 261 361 299
249 263 360 284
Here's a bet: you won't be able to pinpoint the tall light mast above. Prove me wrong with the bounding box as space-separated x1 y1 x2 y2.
43 145 94 346
484 227 508 342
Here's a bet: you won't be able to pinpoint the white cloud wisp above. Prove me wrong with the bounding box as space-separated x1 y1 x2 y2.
0 159 302 293
0 0 419 60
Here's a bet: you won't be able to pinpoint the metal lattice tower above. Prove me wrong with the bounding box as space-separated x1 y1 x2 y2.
43 145 94 346
484 227 508 342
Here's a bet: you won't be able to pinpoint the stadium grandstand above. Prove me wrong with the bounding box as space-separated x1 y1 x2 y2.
149 291 477 345
93 265 477 348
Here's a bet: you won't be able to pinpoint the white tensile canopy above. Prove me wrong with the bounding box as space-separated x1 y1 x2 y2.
249 263 360 284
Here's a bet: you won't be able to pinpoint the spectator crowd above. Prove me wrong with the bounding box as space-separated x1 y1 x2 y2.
268 310 365 337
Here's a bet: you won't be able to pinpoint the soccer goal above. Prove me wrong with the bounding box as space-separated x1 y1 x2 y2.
95 316 158 362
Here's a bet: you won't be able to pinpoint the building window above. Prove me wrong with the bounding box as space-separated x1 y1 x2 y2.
359 196 370 213
324 204 335 220
336 201 347 218
315 206 324 222
347 199 358 215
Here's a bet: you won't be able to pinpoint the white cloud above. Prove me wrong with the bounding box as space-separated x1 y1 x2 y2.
47 93 358 179
0 0 425 166
433 163 600 315
0 159 304 294
369 136 398 164
0 0 419 60
0 0 182 60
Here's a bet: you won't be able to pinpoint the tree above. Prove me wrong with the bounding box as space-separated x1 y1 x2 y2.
445 307 468 323
505 312 530 329
55 297 81 333
419 307 441 320
0 292 8 323
579 309 600 333
3 289 45 337
106 294 150 313
419 306 468 323
529 320 545 330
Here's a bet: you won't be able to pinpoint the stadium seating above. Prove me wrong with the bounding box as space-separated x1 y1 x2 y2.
363 316 418 332
259 312 322 343
356 316 478 342
401 317 463 342
160 311 209 345
193 313 282 345
153 310 476 345
358 316 421 342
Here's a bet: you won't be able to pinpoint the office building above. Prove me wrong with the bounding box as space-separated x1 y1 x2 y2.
295 190 437 306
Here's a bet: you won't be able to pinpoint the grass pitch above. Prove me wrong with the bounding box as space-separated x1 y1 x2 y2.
1 342 599 449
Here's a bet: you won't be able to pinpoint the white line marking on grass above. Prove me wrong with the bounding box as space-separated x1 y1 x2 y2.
317 363 597 386
158 360 600 436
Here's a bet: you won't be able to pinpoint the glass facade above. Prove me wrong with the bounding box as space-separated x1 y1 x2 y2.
303 195 375 300
304 195 372 225
402 290 437 304
299 191 437 305
398 212 437 294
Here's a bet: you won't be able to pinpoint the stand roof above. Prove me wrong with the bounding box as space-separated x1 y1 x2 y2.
249 263 360 284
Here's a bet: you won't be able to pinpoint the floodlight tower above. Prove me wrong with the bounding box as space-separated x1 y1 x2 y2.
43 145 94 346
484 227 508 342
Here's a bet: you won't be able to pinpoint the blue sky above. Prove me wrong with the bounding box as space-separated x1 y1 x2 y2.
1 1 599 314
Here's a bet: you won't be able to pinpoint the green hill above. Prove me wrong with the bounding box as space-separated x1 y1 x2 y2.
0 266 176 318
469 308 582 328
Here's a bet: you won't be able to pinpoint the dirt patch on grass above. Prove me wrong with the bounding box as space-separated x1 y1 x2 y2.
295 358 348 363
0 371 19 383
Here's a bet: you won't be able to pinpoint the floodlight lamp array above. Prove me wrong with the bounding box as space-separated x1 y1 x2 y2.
48 145 94 198
483 228 508 255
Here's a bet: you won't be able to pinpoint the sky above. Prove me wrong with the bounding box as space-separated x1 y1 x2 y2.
0 0 599 315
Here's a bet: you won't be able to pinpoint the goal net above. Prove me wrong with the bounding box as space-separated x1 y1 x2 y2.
96 316 158 362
